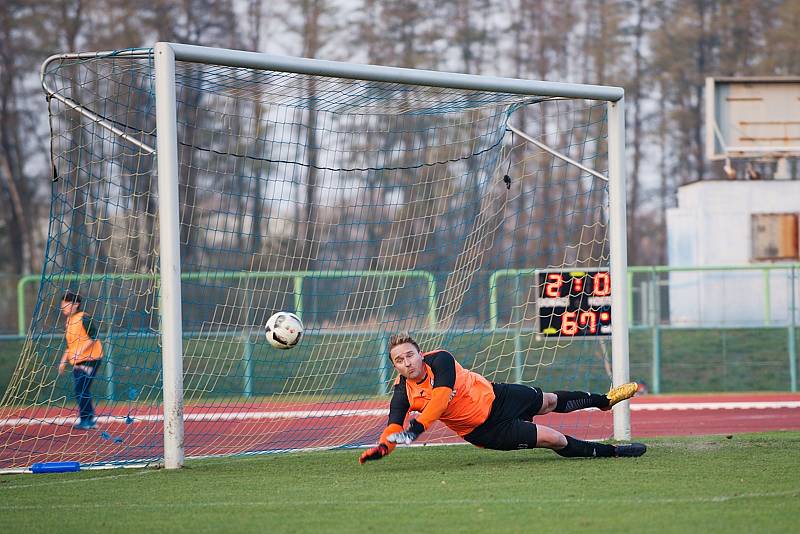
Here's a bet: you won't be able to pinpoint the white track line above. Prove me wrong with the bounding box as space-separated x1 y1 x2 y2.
0 408 386 427
630 401 800 411
2 488 799 507
1 401 798 428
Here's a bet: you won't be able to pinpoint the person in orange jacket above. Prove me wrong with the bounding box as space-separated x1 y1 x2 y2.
360 332 645 464
58 292 104 430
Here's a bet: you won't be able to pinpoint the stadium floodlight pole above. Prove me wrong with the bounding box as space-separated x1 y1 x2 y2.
607 98 631 441
154 42 185 469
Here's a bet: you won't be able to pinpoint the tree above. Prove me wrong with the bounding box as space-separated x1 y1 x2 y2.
0 1 43 274
625 0 648 265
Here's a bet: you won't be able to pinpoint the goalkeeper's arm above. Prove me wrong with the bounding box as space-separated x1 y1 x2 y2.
388 350 456 445
359 381 410 464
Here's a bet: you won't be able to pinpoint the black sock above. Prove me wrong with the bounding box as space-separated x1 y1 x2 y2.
553 391 609 412
554 436 616 458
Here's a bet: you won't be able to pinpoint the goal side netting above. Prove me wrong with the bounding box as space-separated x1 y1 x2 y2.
0 45 627 470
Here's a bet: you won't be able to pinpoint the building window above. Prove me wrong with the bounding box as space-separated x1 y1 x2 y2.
751 213 799 261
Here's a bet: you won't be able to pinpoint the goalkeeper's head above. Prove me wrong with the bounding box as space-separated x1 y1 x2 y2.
389 332 425 381
60 291 82 317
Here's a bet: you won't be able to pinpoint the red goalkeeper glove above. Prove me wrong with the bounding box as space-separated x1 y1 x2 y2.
359 443 389 464
387 419 425 445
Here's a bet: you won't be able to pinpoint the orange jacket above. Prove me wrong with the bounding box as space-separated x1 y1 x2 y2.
379 350 495 450
61 312 103 365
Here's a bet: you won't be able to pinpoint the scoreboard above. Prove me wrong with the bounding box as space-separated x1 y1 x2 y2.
535 269 612 337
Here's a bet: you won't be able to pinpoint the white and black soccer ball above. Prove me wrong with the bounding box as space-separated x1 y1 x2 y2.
265 311 304 349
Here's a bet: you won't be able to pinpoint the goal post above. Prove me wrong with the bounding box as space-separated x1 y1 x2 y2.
1 42 629 471
154 42 185 470
607 98 631 441
154 43 631 461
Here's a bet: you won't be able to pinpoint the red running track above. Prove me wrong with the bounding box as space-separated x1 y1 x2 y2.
627 393 800 437
1 393 799 469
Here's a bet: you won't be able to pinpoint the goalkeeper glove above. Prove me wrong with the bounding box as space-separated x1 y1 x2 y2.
359 443 389 464
387 419 425 445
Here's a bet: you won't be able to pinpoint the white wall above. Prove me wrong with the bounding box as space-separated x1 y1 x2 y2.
665 180 800 326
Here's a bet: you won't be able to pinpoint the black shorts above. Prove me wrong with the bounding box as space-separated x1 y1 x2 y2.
463 383 544 450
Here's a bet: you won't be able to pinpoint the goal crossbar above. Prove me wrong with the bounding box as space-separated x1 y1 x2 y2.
167 43 624 101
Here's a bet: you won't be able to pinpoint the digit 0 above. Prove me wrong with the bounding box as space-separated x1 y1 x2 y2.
593 272 611 297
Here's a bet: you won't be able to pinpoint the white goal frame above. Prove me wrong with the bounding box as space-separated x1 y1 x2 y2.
49 42 631 469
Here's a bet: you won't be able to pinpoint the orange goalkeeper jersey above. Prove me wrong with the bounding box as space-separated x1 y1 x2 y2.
385 350 495 438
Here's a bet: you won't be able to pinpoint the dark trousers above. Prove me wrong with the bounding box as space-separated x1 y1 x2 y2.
463 383 544 450
73 362 101 422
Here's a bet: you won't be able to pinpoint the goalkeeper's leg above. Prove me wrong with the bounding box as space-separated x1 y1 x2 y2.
537 424 648 458
539 426 646 458
537 425 619 457
539 382 639 414
465 419 646 458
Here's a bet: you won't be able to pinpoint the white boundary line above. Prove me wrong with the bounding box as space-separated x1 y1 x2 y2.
2 488 799 506
631 401 800 411
0 408 387 427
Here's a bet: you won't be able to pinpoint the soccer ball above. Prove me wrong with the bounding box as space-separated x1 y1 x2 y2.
265 311 304 349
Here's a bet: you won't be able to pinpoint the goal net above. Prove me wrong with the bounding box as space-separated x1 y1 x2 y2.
0 45 627 470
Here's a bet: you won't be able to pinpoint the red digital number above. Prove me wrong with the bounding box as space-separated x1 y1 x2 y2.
593 272 611 296
579 310 598 334
544 273 564 298
560 311 579 335
572 277 584 294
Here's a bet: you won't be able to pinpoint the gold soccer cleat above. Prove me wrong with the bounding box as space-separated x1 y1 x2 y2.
602 382 638 411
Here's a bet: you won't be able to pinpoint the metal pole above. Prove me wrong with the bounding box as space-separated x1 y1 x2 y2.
426 273 438 330
507 124 608 182
154 42 185 469
513 274 523 384
789 266 797 393
650 269 661 394
243 331 254 398
378 335 388 396
489 271 500 331
608 98 631 441
764 269 772 326
294 276 303 318
103 279 114 401
17 275 38 336
169 43 624 101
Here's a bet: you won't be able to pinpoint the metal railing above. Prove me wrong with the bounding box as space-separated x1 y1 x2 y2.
6 264 800 394
628 264 799 393
16 270 439 337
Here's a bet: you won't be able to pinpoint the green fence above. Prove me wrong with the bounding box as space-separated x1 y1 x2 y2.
627 264 798 393
0 329 618 403
15 270 439 337
2 265 798 397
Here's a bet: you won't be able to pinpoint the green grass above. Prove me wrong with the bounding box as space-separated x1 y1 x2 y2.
1 432 799 533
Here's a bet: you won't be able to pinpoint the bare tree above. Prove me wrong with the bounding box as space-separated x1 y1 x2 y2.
0 1 39 273
626 0 647 266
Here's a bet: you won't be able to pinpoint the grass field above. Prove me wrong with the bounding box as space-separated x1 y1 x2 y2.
1 432 798 533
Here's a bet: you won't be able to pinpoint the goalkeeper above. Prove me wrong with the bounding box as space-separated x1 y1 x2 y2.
359 333 645 464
